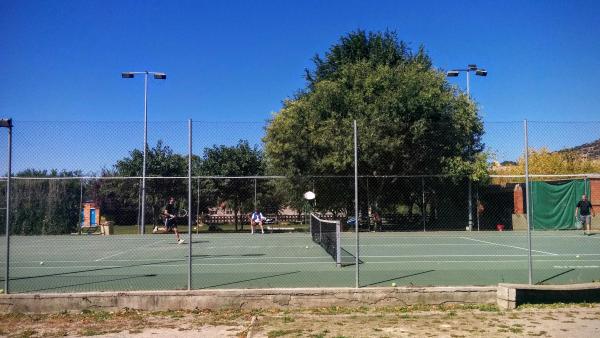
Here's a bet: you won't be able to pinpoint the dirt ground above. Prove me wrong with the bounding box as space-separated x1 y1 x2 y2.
1 303 599 337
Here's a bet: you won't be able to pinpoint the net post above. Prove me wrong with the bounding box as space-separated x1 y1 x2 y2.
336 220 341 267
309 212 312 238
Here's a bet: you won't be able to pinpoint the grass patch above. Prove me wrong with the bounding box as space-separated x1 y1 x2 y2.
509 326 524 334
267 329 303 337
282 315 295 323
79 328 105 336
13 329 38 338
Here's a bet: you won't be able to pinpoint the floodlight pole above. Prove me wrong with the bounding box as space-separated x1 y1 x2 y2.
2 118 13 294
122 71 166 235
446 65 487 231
142 72 148 235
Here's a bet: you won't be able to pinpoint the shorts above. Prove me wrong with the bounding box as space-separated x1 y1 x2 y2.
580 215 592 226
165 217 177 231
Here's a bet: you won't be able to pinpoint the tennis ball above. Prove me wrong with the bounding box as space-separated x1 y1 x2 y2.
0 289 3 293
391 282 396 287
576 255 580 258
305 246 309 249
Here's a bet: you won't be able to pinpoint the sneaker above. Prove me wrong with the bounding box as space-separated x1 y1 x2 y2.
177 239 185 244
152 227 158 234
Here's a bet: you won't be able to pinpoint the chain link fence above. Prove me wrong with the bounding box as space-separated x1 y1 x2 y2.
0 120 598 292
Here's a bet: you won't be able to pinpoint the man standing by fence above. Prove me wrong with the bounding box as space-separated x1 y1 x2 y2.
575 194 595 235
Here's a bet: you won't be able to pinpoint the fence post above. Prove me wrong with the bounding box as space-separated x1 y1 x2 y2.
524 119 533 284
188 119 192 290
4 119 13 294
354 120 360 288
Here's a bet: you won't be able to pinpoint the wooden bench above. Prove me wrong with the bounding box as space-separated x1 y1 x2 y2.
266 226 296 233
80 226 100 235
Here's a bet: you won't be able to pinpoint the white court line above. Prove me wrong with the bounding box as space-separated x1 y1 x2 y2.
11 258 600 269
94 239 165 261
7 253 600 265
460 237 558 256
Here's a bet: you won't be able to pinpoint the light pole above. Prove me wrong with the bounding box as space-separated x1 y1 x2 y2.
446 64 487 231
122 71 167 234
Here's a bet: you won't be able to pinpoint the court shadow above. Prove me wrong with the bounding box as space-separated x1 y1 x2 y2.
8 260 184 282
536 269 576 285
190 253 265 259
340 248 363 267
362 270 436 287
197 271 301 289
25 274 158 293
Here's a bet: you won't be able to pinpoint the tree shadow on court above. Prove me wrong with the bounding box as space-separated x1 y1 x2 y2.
24 274 159 293
196 271 301 289
536 269 576 285
361 270 436 287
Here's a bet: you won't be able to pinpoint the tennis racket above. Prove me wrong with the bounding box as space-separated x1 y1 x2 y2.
164 208 187 219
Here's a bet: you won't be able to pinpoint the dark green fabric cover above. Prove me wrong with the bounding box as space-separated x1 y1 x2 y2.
531 180 590 230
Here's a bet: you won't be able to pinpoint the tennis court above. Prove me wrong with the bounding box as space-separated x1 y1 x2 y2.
1 230 599 293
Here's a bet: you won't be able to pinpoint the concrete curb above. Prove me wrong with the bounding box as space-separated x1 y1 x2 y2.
0 287 497 313
498 283 600 309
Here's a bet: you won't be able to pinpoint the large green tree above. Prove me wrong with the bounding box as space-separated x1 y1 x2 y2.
264 30 485 216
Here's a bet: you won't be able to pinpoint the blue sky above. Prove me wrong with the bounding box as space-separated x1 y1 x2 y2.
1 0 599 172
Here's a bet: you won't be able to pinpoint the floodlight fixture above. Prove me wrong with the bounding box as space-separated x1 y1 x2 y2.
475 69 487 76
468 64 478 70
153 73 167 80
121 72 135 79
0 119 12 128
446 70 460 77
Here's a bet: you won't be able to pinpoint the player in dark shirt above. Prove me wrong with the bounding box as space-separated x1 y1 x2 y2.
575 194 595 235
157 197 185 244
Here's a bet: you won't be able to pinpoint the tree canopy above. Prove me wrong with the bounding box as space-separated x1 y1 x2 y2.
265 30 484 179
264 30 485 214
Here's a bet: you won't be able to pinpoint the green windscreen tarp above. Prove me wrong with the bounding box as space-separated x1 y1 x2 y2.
531 179 590 230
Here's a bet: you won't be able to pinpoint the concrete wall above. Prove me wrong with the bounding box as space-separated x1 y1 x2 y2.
0 287 497 313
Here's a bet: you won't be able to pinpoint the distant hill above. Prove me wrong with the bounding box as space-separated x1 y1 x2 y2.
562 138 600 160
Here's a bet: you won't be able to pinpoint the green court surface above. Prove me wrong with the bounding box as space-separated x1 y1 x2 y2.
1 231 599 293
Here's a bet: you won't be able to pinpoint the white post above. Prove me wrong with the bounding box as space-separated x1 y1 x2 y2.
140 72 148 235
467 71 473 231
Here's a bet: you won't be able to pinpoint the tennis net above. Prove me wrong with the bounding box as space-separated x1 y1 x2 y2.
310 213 341 266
